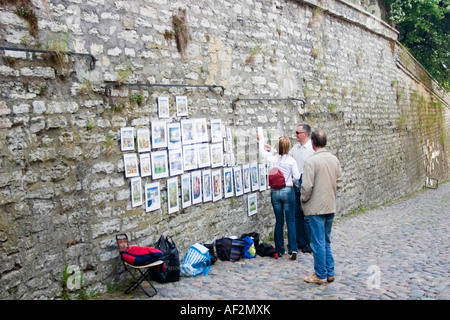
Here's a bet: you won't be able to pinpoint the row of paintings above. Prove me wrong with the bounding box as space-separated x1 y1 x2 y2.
130 164 268 216
121 118 224 152
123 143 225 178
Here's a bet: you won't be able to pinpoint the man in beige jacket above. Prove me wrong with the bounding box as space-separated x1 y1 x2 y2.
301 129 342 284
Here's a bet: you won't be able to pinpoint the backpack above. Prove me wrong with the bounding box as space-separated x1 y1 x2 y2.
256 243 277 258
268 167 285 189
241 236 256 259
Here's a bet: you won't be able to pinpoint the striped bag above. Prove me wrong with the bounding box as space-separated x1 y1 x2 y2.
229 238 245 262
180 243 211 277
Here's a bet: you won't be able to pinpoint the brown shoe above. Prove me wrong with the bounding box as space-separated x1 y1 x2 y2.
290 252 297 260
327 276 335 283
304 273 327 284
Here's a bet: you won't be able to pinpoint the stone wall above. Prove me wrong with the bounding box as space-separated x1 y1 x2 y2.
0 0 448 299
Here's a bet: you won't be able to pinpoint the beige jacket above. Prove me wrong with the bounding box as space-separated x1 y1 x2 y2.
301 148 342 215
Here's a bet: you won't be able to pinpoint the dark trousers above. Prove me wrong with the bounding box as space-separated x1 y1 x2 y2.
293 180 311 251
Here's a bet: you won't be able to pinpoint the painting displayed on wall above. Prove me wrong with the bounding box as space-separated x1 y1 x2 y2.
176 95 188 116
168 148 183 176
120 127 135 152
191 170 202 205
223 167 234 198
181 119 195 145
139 153 152 177
212 169 222 202
123 153 139 178
234 166 243 196
151 121 167 149
226 127 233 153
183 144 198 171
259 163 267 191
194 118 208 143
151 150 169 179
210 119 223 143
247 193 258 216
167 177 179 214
136 128 151 153
158 96 170 118
242 164 251 194
250 162 259 192
144 182 160 212
197 143 211 168
130 177 143 207
167 122 182 149
181 173 192 209
202 169 212 202
210 142 224 168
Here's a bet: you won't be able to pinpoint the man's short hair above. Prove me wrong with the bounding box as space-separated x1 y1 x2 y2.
311 129 327 148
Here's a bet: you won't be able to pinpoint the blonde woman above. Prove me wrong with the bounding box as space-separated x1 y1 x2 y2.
258 135 301 260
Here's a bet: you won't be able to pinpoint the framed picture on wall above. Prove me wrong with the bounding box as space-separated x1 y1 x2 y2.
167 177 179 214
242 164 251 194
151 121 167 149
234 166 243 196
212 169 222 202
223 167 234 198
191 170 202 205
136 128 151 153
168 148 184 176
194 118 208 143
151 150 169 179
197 143 211 168
181 173 192 209
139 153 152 177
259 163 267 191
183 144 198 171
181 119 195 145
210 142 224 168
123 153 139 178
250 162 259 192
202 169 212 202
167 122 182 150
176 96 188 116
210 119 223 143
247 193 258 216
144 182 161 212
120 127 135 152
130 177 143 207
158 96 170 118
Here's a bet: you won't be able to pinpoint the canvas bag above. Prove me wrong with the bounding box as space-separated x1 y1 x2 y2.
150 235 180 283
180 243 211 277
268 167 286 189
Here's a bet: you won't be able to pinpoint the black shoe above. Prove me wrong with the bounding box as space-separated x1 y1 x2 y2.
302 248 313 254
290 252 297 260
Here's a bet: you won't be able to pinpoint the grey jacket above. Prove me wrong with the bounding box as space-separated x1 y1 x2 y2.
301 148 342 215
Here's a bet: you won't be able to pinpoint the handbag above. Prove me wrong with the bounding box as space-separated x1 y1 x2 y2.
203 242 218 265
150 235 180 283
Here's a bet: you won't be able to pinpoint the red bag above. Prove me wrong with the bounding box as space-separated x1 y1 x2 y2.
269 167 285 189
121 246 163 266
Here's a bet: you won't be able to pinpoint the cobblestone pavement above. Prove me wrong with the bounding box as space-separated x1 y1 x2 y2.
97 182 450 301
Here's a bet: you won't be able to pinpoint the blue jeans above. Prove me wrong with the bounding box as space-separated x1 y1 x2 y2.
271 187 297 254
309 214 335 279
293 182 311 251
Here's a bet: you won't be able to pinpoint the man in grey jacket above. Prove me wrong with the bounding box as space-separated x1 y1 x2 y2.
301 129 342 284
